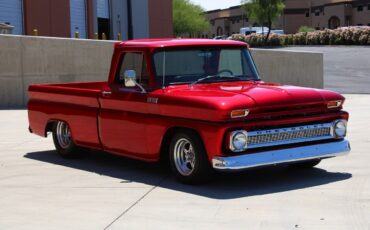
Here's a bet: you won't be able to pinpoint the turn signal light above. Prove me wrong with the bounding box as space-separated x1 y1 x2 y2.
231 109 249 118
327 100 343 108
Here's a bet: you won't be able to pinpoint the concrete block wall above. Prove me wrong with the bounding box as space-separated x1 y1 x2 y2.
251 49 323 89
0 35 114 107
0 35 323 107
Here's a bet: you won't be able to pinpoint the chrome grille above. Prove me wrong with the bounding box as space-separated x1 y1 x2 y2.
247 123 334 149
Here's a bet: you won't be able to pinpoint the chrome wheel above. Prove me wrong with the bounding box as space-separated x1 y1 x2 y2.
56 121 71 149
174 138 196 176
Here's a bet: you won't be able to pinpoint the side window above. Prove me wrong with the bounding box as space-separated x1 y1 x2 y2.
117 52 149 87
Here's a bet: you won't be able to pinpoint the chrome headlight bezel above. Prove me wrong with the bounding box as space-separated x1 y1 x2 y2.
332 119 347 139
229 130 248 152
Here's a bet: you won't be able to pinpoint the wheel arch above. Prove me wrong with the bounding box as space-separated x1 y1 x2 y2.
44 119 74 140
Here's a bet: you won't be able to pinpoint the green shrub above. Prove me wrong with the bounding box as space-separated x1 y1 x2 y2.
287 34 293 45
298 26 315 33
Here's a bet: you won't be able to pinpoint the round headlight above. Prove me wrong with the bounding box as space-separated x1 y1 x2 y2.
230 131 248 152
333 120 347 138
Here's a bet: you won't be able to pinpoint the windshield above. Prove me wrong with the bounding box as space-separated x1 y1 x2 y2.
153 47 260 87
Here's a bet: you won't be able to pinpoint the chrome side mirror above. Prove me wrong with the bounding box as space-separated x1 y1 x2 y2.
124 70 137 87
123 69 147 93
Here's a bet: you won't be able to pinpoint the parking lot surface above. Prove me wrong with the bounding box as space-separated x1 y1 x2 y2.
0 94 369 230
278 46 370 94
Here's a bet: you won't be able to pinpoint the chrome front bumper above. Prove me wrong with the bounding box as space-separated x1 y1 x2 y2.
212 139 350 171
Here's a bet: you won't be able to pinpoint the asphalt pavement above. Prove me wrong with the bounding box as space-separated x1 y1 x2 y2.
277 46 370 94
0 94 369 229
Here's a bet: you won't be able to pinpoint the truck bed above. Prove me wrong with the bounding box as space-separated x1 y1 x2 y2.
28 81 107 107
28 81 108 149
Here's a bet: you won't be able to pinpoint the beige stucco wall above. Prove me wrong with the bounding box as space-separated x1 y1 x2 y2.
283 14 311 34
311 4 347 29
0 35 323 107
352 8 370 25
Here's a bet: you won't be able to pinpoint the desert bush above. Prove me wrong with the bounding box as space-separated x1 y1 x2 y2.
318 29 331 45
268 33 282 46
293 32 307 45
230 26 370 47
306 32 319 45
359 34 368 45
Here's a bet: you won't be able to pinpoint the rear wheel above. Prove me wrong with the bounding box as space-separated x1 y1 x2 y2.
52 121 82 158
289 159 321 169
169 131 213 184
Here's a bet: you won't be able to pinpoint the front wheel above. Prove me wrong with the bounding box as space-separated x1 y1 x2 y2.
169 131 213 184
52 121 82 158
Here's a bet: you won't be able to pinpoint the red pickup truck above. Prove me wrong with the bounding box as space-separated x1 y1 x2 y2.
28 39 350 184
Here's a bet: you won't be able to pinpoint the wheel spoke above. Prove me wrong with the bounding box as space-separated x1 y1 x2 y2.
56 122 71 149
173 138 196 176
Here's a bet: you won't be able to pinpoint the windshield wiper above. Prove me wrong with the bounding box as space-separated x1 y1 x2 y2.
190 75 241 86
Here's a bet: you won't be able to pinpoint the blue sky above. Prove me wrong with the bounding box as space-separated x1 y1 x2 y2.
190 0 242 11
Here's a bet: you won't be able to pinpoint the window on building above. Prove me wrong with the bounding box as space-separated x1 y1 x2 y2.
210 20 215 26
357 23 363 26
368 4 370 10
232 20 235 24
305 11 309 17
357 5 363 11
236 19 240 23
245 18 248 22
315 11 320 16
368 23 370 26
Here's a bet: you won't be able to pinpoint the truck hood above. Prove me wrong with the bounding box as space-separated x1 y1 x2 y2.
153 81 344 121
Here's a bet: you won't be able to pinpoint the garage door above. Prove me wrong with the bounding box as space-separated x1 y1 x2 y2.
0 0 23 35
97 0 109 19
70 0 87 38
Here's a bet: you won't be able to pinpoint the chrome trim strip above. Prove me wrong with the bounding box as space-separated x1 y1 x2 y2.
213 139 350 171
247 122 335 149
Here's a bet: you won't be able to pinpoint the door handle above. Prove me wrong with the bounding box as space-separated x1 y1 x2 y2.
101 91 112 97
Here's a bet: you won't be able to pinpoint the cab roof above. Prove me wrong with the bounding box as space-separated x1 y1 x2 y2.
115 38 248 49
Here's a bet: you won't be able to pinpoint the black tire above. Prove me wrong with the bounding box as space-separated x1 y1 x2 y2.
52 121 83 158
289 159 321 169
169 130 213 184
